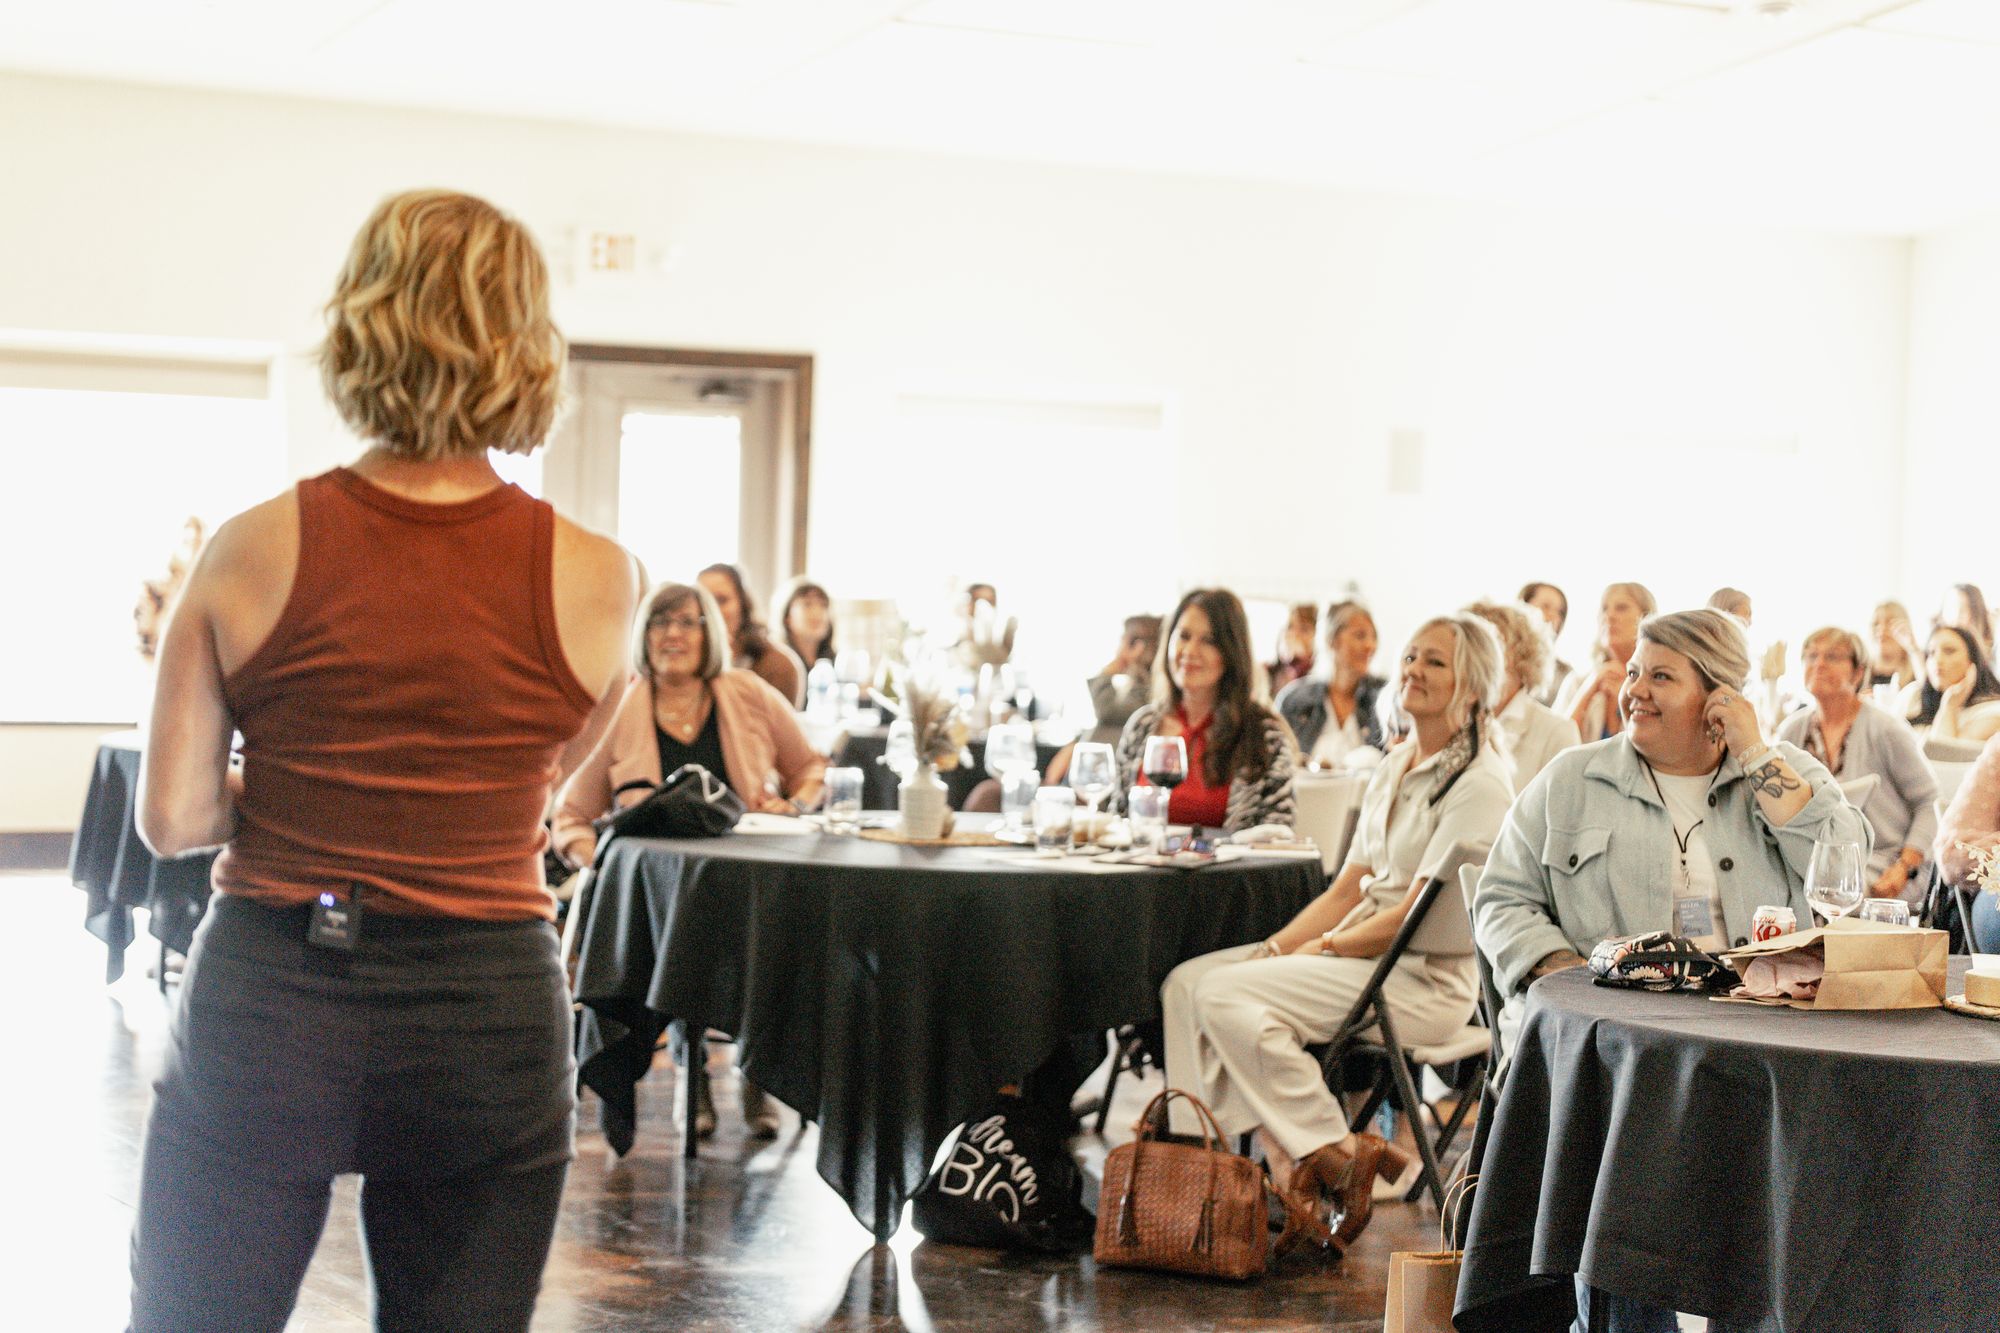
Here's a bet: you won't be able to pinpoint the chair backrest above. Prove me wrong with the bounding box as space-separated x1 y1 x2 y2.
1932 761 1975 808
1404 840 1490 957
1924 735 1986 763
1293 772 1368 873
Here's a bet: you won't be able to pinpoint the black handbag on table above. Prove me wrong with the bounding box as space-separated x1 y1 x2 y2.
594 764 745 850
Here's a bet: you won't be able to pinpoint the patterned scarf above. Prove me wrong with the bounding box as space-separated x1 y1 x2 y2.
1427 715 1483 807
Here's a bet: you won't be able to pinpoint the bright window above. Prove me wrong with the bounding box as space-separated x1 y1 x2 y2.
0 346 281 723
616 409 742 585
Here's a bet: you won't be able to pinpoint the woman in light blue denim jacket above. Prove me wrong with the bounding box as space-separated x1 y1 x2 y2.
1473 607 1868 1333
1477 608 1868 996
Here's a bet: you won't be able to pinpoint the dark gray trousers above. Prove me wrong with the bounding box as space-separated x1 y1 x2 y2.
130 895 576 1333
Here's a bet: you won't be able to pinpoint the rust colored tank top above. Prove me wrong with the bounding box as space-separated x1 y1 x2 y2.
213 467 597 921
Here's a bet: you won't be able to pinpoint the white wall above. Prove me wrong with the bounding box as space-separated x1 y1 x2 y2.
1905 216 2000 625
0 73 1917 825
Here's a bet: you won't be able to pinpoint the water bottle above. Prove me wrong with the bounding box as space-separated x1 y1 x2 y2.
806 659 837 722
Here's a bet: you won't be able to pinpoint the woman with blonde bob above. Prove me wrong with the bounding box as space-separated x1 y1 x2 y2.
1465 600 1582 792
1161 613 1515 1255
130 190 640 1331
1475 608 1867 1329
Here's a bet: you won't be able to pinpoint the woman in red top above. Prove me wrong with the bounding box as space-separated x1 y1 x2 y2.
130 190 639 1332
1113 588 1297 833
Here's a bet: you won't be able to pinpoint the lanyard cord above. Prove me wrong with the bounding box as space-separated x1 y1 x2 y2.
1640 756 1715 876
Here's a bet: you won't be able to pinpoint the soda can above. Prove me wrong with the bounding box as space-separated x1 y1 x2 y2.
1751 905 1796 942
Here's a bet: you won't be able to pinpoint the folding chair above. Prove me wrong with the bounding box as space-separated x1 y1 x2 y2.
1314 839 1492 1210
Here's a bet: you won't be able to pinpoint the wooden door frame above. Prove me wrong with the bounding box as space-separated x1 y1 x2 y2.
568 344 813 577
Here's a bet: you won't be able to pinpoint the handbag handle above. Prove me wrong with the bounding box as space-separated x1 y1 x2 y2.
1133 1087 1228 1151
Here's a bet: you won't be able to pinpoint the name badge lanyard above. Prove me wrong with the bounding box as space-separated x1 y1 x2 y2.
1642 759 1716 939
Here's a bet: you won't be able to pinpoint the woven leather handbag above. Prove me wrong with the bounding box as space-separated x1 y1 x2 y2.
1093 1089 1270 1280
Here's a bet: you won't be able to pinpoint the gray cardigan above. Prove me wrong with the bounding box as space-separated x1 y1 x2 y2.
1473 735 1869 995
1775 700 1938 882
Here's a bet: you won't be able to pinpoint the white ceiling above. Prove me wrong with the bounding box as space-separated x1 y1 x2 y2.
6 0 2000 234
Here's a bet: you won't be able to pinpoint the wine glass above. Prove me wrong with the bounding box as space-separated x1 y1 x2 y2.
1069 742 1118 838
1142 734 1189 792
1805 838 1865 926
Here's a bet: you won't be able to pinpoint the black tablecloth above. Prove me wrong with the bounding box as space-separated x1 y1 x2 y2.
67 737 215 982
1456 960 2000 1332
572 827 1322 1238
831 730 1067 810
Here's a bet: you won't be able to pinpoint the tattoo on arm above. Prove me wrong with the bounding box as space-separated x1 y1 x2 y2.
1746 758 1801 799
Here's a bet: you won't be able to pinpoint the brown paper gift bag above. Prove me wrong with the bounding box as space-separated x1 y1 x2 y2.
1383 1177 1474 1333
1720 918 1947 1010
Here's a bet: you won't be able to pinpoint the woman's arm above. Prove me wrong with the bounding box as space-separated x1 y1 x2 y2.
1937 735 2000 883
767 693 827 809
137 555 237 857
551 708 626 865
1107 704 1158 815
1266 862 1369 953
1471 776 1575 994
1233 713 1297 830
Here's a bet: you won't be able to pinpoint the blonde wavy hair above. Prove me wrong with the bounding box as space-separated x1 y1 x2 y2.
320 189 564 460
1464 600 1553 698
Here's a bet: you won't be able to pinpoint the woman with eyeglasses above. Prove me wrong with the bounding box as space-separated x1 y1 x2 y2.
1775 627 1936 902
554 581 823 1137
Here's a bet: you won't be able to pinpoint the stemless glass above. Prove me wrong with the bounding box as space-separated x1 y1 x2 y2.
1033 787 1076 855
1069 742 1118 836
1001 769 1041 835
1128 785 1170 854
1142 734 1189 791
1805 838 1866 925
823 767 864 834
1858 897 1911 926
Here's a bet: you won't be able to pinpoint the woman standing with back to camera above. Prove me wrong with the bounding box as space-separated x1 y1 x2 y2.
130 190 639 1331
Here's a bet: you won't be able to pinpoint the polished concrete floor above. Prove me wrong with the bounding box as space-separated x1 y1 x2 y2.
17 871 1450 1331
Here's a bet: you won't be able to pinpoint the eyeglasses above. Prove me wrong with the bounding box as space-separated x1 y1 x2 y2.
648 614 703 635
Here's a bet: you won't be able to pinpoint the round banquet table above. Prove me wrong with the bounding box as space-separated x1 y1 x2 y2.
570 817 1324 1239
1455 959 2000 1333
68 732 215 982
831 728 1068 809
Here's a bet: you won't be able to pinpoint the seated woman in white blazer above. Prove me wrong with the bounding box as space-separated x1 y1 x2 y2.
1159 611 1514 1256
554 580 826 869
1466 600 1582 792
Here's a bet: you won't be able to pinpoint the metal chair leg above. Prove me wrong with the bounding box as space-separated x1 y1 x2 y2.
682 1023 704 1160
1094 1030 1127 1136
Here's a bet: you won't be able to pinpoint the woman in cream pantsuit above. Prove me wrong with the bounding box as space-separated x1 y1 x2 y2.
1159 612 1515 1253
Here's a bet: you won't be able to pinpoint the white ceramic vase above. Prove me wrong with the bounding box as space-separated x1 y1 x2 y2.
898 763 948 839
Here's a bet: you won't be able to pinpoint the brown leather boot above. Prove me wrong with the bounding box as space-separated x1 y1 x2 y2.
1330 1133 1412 1246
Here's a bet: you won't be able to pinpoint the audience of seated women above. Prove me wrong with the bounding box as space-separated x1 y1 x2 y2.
1554 581 1655 742
1936 732 2000 953
1266 602 1318 695
1870 600 1920 692
1518 580 1572 706
1087 614 1161 744
1938 581 1995 656
1274 600 1385 770
699 562 806 708
1465 600 1580 792
1160 612 1514 1252
1113 588 1295 832
1474 608 1863 1331
554 581 823 1137
1775 627 1936 903
776 576 835 668
1897 623 2000 744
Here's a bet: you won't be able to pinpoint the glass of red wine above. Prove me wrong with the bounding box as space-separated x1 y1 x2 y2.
1142 734 1189 792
